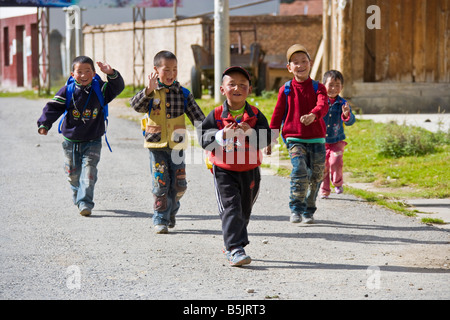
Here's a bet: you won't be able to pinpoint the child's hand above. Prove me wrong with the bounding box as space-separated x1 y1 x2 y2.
145 72 158 96
97 61 114 75
342 102 350 119
222 123 237 139
300 113 316 126
236 122 252 135
38 127 48 135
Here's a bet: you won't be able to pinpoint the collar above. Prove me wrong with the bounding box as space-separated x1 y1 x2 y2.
221 101 256 119
157 79 180 91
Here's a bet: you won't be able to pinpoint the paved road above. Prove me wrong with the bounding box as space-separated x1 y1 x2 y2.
0 97 449 302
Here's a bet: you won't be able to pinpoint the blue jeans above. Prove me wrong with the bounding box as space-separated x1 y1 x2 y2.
288 142 326 218
62 138 102 211
149 148 187 226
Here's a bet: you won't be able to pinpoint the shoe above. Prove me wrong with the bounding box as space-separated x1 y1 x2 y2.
301 215 315 224
335 186 344 194
168 216 176 228
226 247 251 267
79 208 92 217
320 194 329 199
154 225 168 234
290 214 302 223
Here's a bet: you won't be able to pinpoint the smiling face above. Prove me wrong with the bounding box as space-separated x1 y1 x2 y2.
324 77 343 99
71 62 95 87
220 71 252 109
287 51 312 82
154 58 178 86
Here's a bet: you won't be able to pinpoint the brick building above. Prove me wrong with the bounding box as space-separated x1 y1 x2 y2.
0 12 39 88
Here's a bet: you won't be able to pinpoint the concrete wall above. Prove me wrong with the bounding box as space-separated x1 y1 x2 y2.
83 18 204 86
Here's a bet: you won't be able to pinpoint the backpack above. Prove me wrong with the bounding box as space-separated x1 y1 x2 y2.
280 79 319 144
141 86 190 137
58 74 112 152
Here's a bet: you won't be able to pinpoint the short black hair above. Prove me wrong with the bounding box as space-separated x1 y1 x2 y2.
72 56 95 72
154 50 177 67
323 70 344 85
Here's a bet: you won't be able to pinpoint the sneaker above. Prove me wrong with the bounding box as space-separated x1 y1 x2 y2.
290 214 302 223
168 216 176 228
335 186 344 194
301 215 315 224
226 247 251 267
320 194 329 199
79 208 92 217
154 224 168 234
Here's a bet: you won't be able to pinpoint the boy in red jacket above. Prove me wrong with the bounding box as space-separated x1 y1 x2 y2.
198 66 272 266
269 44 329 224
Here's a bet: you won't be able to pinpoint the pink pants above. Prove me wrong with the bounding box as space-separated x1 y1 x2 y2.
320 141 347 196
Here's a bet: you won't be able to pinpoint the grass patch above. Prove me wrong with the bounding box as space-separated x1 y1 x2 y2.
344 120 449 199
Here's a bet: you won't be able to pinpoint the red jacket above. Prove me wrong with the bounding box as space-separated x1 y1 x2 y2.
198 102 272 172
270 77 329 140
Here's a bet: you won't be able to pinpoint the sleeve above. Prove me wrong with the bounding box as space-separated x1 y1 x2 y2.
310 83 329 119
36 86 68 131
130 88 153 113
250 109 275 149
101 70 125 104
185 92 206 127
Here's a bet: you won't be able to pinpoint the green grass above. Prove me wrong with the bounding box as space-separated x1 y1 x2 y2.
344 120 449 199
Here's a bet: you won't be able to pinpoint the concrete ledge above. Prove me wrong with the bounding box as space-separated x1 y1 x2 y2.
348 83 450 114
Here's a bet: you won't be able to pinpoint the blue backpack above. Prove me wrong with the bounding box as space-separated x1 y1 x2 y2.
58 74 112 152
280 79 319 144
142 86 191 137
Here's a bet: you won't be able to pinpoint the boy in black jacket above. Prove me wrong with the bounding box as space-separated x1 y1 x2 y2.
198 66 273 266
37 56 124 216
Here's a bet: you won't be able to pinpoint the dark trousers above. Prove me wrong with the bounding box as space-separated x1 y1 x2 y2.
213 165 261 251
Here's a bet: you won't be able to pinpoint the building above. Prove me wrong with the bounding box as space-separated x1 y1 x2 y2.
0 11 39 88
322 0 449 113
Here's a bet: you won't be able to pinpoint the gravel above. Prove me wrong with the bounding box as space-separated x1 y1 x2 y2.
0 97 449 302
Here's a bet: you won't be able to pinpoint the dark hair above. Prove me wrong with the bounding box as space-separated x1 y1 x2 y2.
154 50 177 67
72 56 95 72
323 70 344 85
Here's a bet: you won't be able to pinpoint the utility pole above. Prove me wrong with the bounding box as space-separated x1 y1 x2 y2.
63 5 84 77
214 0 230 103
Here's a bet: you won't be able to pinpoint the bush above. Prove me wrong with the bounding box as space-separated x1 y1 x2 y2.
377 122 443 158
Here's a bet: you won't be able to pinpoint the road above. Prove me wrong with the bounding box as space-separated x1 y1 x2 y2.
0 97 449 303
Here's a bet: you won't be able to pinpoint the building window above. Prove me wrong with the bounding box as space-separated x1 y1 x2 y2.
3 27 9 66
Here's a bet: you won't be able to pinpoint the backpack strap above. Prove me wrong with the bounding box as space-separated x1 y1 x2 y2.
58 75 112 152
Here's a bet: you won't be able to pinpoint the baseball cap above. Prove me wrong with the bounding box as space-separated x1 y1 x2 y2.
286 44 311 62
222 66 252 85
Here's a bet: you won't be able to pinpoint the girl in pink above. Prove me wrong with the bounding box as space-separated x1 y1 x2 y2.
320 70 355 198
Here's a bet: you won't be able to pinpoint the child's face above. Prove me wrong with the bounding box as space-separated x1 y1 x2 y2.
324 77 343 99
154 58 178 86
220 72 252 109
71 62 95 86
287 52 312 82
